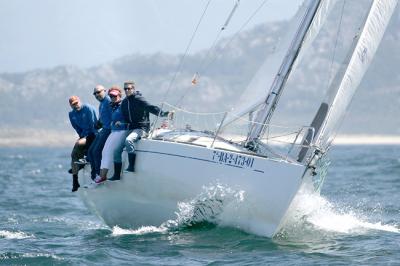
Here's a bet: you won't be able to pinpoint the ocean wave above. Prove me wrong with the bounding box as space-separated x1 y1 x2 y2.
0 230 33 239
278 189 400 237
0 252 61 260
30 216 107 231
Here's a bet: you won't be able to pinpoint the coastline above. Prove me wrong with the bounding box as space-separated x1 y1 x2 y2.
0 129 75 148
333 135 400 145
0 129 399 147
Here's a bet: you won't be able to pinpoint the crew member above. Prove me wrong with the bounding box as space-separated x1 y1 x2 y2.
121 81 171 172
68 96 97 191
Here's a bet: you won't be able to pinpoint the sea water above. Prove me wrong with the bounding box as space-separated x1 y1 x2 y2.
0 145 399 265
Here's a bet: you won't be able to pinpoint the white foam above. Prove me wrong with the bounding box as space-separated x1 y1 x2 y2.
281 191 400 235
0 230 33 239
110 183 247 236
29 169 41 174
165 182 284 236
177 184 241 224
111 225 168 236
12 253 61 260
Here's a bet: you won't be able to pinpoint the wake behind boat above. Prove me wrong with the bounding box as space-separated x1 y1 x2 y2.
77 0 397 237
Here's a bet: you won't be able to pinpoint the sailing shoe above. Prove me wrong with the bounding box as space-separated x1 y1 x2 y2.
109 162 122 181
125 153 136 172
94 175 107 184
72 174 80 192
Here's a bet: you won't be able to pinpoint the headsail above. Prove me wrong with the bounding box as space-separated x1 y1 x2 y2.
314 0 398 150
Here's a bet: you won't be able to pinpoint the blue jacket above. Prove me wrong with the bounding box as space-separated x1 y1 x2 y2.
69 104 98 138
111 102 128 131
99 95 112 130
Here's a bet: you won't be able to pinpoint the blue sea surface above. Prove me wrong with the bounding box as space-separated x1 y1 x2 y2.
0 145 399 265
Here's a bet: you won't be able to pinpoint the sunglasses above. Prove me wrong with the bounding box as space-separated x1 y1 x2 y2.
124 87 134 91
109 94 118 98
93 90 103 95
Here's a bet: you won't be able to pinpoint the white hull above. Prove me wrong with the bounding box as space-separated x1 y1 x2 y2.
79 138 308 237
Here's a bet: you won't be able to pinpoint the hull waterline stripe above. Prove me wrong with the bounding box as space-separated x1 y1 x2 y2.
135 149 264 173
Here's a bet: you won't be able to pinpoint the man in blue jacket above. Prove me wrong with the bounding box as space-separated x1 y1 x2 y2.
120 81 171 172
68 95 97 192
87 85 112 180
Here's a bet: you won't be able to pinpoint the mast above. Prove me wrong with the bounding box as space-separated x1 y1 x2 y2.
246 0 322 145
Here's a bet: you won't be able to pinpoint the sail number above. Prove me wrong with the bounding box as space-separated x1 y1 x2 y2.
212 151 254 168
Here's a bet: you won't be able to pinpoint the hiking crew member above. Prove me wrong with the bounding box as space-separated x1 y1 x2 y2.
96 86 129 183
121 81 170 172
68 96 97 192
87 85 112 180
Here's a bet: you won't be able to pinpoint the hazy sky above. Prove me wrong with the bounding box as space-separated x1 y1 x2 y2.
0 0 300 73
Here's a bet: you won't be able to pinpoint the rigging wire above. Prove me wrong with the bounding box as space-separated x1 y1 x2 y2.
195 0 241 79
160 0 212 107
150 0 212 137
163 102 227 116
325 0 346 92
176 0 269 107
175 0 241 107
313 0 346 145
200 0 269 77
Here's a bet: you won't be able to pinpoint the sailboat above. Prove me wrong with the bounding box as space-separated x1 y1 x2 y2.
78 0 397 237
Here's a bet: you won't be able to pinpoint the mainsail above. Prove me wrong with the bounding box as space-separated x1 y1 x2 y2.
221 0 335 130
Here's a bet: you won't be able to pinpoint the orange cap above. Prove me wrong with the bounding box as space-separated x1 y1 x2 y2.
69 95 80 105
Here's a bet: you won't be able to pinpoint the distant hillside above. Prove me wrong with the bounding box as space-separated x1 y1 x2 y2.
0 4 399 136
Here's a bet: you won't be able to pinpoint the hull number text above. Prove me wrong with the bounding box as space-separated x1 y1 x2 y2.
212 151 254 168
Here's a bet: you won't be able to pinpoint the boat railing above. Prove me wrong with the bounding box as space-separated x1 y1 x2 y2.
219 114 316 163
149 102 227 138
150 103 316 164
